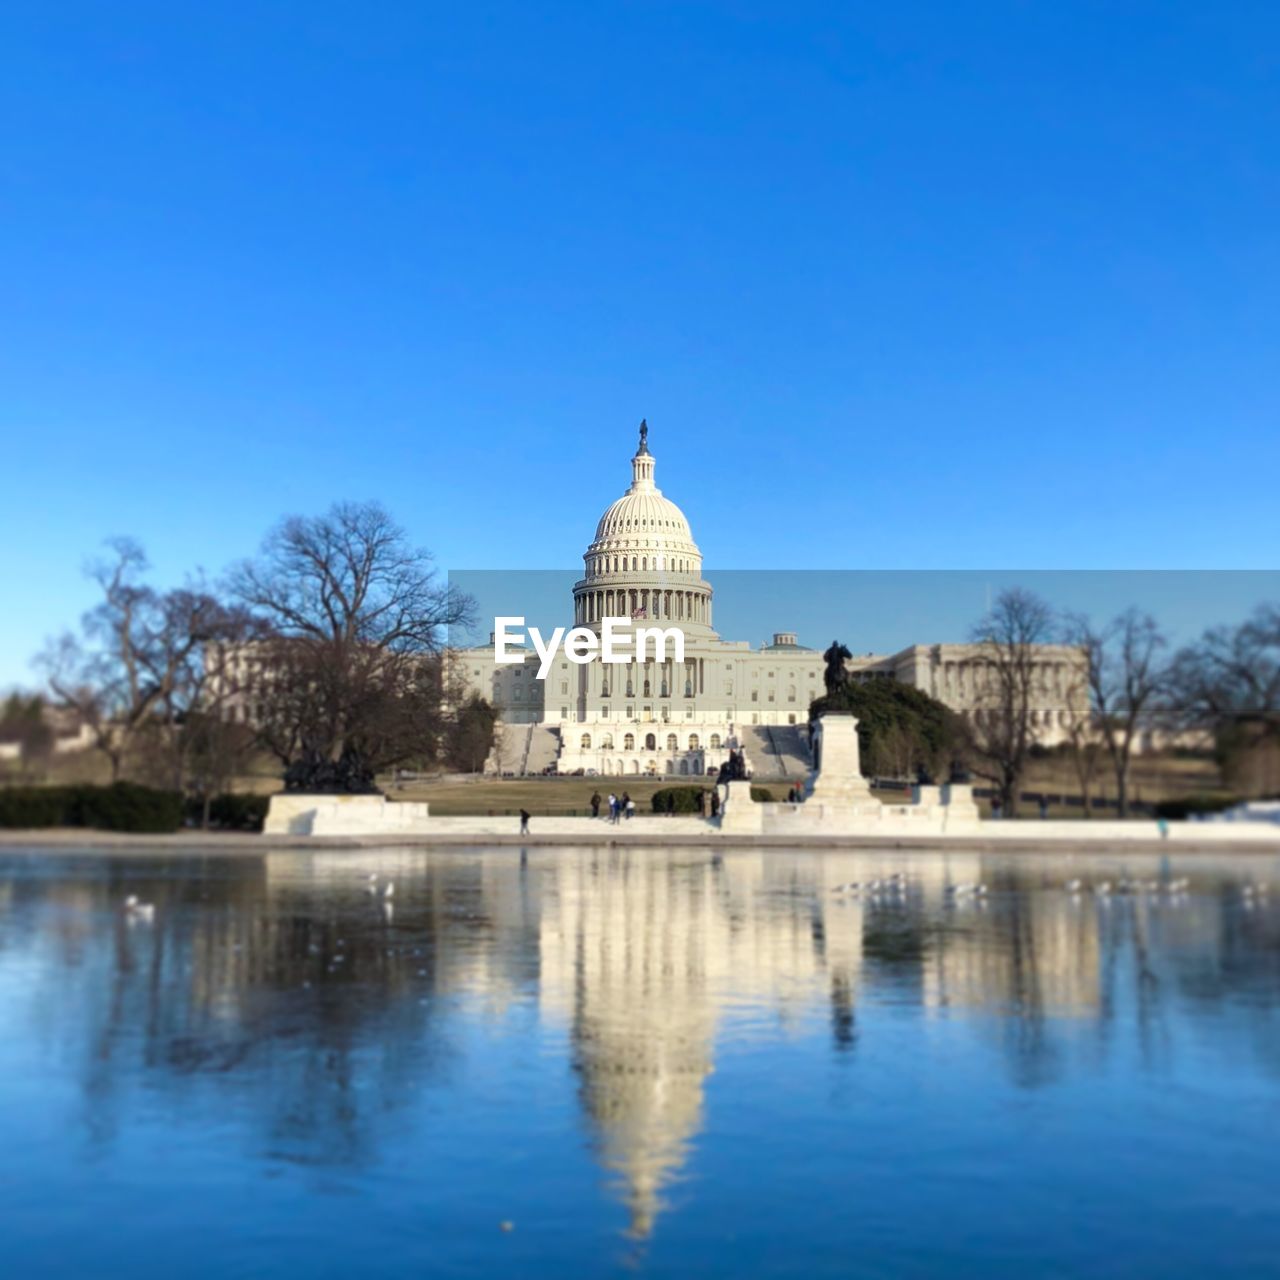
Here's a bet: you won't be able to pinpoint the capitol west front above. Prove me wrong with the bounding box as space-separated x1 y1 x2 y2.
452 426 1083 779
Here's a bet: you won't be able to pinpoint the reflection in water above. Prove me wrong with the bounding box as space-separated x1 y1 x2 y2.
1 846 1279 1270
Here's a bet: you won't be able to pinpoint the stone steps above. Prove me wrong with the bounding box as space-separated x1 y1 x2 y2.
738 724 811 781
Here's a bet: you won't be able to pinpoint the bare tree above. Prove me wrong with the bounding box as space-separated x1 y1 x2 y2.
229 502 473 791
967 587 1056 815
1060 672 1103 818
37 540 244 784
0 693 54 782
445 694 498 774
1064 609 1168 818
1168 604 1280 797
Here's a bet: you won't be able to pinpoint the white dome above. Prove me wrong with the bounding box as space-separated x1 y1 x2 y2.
584 425 701 570
574 423 715 634
592 490 696 548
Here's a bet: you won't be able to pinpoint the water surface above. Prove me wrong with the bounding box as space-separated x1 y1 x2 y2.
1 845 1278 1277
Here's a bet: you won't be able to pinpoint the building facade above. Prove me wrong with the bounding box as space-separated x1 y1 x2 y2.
450 426 1087 777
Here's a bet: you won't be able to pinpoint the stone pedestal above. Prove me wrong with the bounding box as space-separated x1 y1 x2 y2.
939 783 980 828
264 794 431 837
912 784 943 813
806 714 878 811
718 780 763 834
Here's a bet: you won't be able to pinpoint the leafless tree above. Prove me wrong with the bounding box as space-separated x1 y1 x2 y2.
1063 609 1168 818
1167 604 1280 725
1060 672 1103 818
966 587 1056 815
1167 604 1280 796
37 539 246 784
0 693 54 781
229 502 473 790
445 694 498 774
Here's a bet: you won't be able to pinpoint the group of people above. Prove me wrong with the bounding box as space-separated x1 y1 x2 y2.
590 791 635 823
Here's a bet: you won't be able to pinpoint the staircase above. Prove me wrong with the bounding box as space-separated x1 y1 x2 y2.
739 724 812 781
523 725 561 775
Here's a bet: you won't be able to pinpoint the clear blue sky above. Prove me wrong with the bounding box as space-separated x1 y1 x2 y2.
2 3 1278 685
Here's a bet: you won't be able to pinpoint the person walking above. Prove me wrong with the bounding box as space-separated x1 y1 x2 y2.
1039 795 1049 821
623 792 634 820
519 809 530 835
607 792 618 823
590 791 602 818
710 790 720 818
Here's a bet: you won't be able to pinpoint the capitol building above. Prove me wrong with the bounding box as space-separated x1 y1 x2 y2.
451 424 1083 779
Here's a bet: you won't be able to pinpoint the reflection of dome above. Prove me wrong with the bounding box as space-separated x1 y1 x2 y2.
573 422 715 632
574 1022 710 1239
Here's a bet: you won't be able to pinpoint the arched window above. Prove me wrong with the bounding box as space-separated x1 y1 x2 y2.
623 733 635 750
688 733 700 750
666 733 678 751
601 734 613 749
644 732 656 750
581 733 591 749
709 733 721 749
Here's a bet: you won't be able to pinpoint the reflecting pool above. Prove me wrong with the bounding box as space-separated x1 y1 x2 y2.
1 845 1279 1277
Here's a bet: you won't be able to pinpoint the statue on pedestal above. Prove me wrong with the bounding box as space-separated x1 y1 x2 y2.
716 748 749 784
822 640 853 694
283 746 380 795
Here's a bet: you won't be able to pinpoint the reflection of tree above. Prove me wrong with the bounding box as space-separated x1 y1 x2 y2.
3 855 530 1170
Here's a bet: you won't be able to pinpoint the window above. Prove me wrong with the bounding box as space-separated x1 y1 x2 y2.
666 733 678 751
624 733 635 750
686 706 694 719
645 733 656 750
560 681 568 695
581 733 592 749
688 734 700 750
751 691 759 702
709 733 721 749
787 685 796 702
601 705 609 718
725 682 733 696
788 714 796 725
560 706 569 719
601 734 613 749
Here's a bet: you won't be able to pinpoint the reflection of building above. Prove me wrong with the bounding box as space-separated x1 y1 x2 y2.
535 849 868 1235
452 425 1086 777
